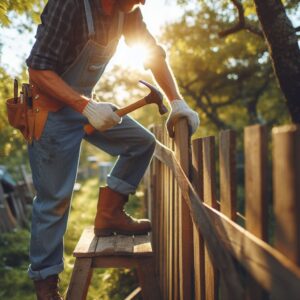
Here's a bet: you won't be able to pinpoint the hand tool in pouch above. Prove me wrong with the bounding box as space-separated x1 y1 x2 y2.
22 83 35 144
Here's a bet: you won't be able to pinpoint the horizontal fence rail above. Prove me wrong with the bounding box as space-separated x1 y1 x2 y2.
146 121 300 300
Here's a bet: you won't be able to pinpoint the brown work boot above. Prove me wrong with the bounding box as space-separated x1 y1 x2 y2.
33 275 63 300
94 186 152 236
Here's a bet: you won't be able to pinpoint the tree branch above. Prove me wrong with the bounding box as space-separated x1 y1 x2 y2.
218 0 264 38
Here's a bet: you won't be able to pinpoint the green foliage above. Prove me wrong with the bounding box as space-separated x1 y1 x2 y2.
0 229 35 300
0 66 30 177
0 0 44 27
162 0 292 137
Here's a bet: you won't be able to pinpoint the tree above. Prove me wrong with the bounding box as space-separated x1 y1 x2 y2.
161 2 289 135
252 0 300 123
177 0 300 123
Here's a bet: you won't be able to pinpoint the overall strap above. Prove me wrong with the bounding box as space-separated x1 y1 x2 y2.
84 0 95 38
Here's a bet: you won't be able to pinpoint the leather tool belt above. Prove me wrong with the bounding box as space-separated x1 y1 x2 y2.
6 79 65 143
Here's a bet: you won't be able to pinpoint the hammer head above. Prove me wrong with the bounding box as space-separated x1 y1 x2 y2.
139 80 168 115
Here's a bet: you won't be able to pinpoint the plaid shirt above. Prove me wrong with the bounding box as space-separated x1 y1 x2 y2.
26 0 166 75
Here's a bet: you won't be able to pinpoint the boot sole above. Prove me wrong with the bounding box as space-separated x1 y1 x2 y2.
94 228 151 237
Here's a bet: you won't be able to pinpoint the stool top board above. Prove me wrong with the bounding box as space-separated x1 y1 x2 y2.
73 227 153 258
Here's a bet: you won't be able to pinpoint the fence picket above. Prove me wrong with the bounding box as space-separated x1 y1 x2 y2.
192 139 205 300
245 125 268 299
148 123 300 300
219 130 237 220
219 130 237 299
174 120 193 300
202 136 219 300
273 125 300 264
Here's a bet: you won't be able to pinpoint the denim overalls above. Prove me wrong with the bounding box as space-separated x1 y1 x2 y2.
27 0 156 280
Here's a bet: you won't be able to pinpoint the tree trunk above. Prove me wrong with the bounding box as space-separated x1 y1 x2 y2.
253 0 300 123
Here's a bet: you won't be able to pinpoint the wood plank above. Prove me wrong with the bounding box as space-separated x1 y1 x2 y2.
204 203 300 299
154 138 300 298
92 256 139 268
133 235 153 255
162 129 168 299
124 287 142 300
273 125 300 264
192 138 205 300
154 137 245 300
219 130 237 300
219 130 237 220
245 125 268 239
244 125 268 299
136 257 162 300
73 227 98 257
203 136 219 300
152 126 161 280
66 258 93 300
170 138 179 300
114 235 134 254
165 130 173 299
174 120 193 300
155 126 164 292
95 236 115 255
168 137 175 300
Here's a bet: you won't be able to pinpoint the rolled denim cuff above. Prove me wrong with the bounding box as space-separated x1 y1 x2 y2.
107 175 137 195
28 261 64 280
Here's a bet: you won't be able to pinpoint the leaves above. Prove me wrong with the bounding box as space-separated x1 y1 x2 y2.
161 0 293 135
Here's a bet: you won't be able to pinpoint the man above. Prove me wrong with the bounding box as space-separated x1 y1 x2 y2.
26 0 199 298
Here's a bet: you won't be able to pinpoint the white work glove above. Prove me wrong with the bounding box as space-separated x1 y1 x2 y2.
166 99 200 138
82 100 121 131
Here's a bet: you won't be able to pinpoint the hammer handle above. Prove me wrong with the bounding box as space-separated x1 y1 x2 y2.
84 97 147 135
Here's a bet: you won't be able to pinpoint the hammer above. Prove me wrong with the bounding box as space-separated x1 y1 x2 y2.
84 80 168 134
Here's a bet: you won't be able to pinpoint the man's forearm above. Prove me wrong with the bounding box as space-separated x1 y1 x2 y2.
28 68 89 113
150 58 182 102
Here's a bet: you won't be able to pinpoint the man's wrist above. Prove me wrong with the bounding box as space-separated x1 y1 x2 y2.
76 96 90 113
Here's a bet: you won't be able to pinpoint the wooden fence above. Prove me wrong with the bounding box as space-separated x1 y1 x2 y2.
145 120 300 300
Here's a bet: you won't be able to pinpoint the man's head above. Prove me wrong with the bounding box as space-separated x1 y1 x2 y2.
116 0 145 13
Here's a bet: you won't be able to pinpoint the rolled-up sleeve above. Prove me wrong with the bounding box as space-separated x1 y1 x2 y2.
26 0 77 71
123 8 166 69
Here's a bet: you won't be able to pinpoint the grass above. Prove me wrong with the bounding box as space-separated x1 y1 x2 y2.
0 177 144 300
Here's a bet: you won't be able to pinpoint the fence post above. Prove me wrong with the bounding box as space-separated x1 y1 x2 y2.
151 126 163 290
174 119 193 300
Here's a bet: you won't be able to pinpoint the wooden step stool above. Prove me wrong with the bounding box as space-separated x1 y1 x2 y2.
66 227 161 300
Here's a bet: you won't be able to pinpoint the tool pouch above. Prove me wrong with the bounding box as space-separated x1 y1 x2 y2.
6 96 33 142
6 80 65 143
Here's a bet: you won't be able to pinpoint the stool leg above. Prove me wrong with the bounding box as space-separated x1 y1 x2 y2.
136 257 162 300
66 258 93 300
